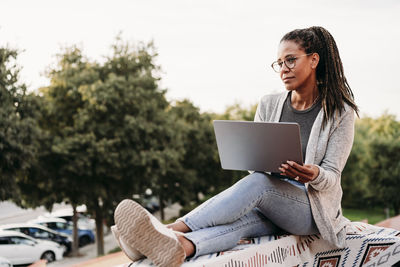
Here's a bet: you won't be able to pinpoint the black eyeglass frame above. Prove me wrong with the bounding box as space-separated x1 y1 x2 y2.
270 53 314 73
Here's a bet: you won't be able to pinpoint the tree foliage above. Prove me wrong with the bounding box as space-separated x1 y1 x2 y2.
168 101 220 203
0 47 39 201
216 102 258 121
342 117 375 208
342 113 400 214
367 114 400 214
14 39 179 255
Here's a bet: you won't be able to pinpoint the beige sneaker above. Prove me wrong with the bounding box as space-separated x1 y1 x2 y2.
114 199 186 267
111 225 144 262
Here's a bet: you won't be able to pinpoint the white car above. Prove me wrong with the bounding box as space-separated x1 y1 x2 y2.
0 230 63 265
29 217 95 246
44 206 96 231
0 223 72 254
0 257 12 267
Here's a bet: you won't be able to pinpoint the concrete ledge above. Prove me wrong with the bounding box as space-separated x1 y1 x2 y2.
28 260 47 267
70 251 129 267
375 214 400 230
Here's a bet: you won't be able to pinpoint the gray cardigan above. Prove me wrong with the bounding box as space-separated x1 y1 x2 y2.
254 91 355 248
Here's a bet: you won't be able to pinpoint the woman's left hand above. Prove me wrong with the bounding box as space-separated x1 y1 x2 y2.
279 161 319 183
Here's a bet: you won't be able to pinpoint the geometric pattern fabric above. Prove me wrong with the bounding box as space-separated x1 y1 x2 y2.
121 222 400 267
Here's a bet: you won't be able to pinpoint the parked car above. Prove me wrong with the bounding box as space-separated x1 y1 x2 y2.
44 208 96 231
0 257 12 267
0 223 72 254
142 195 160 213
29 217 95 247
133 190 160 213
0 230 63 265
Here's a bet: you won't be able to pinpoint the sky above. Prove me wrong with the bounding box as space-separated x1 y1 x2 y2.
1 0 399 117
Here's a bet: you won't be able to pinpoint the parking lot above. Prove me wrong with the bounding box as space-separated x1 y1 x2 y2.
48 231 118 266
0 201 118 266
0 201 182 266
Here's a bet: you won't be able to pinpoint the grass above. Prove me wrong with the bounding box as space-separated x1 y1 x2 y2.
342 208 393 225
108 246 121 254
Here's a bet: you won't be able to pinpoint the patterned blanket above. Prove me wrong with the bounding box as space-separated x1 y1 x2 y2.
119 222 400 267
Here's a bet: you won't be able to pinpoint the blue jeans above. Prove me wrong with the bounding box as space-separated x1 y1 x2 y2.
178 172 318 258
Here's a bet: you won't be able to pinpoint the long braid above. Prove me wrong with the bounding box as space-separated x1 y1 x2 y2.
281 26 359 128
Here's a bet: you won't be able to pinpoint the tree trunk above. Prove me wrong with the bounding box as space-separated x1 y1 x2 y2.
394 204 399 216
71 204 79 256
159 193 165 221
384 207 390 219
95 201 105 256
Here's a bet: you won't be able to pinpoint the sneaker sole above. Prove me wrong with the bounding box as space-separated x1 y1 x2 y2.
114 199 185 267
111 225 143 262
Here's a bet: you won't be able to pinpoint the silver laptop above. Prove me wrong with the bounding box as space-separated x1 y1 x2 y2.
213 120 303 173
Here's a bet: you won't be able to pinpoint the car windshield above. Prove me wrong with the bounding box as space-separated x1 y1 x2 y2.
31 228 52 238
46 221 71 230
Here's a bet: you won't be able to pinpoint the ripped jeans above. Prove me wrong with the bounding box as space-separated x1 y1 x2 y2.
178 172 318 258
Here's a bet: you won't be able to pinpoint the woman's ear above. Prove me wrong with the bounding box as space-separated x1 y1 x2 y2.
311 53 320 69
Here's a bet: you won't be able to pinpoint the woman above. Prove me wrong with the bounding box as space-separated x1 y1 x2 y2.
112 26 359 267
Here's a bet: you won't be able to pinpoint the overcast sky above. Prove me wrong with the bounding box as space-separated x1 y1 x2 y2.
1 0 399 117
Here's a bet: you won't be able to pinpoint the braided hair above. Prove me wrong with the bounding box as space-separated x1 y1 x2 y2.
281 26 359 128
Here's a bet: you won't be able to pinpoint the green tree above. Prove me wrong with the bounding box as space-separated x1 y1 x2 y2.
0 47 38 201
342 113 400 213
368 114 400 214
22 39 182 255
217 102 258 121
18 46 97 256
167 100 221 205
342 118 375 208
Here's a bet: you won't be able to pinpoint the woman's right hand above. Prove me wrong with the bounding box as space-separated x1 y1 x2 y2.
279 161 319 183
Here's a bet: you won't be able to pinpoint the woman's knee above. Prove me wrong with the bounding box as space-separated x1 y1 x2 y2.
241 172 273 188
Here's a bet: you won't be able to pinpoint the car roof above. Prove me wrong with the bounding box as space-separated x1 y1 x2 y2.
46 208 73 217
0 230 37 240
0 223 66 236
29 216 68 224
44 205 87 217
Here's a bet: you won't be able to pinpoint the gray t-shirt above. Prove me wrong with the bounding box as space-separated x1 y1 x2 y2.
279 92 321 162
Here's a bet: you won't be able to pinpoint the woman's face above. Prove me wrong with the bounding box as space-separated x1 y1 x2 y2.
276 40 317 91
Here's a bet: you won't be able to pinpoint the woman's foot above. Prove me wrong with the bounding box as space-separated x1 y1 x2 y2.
111 225 144 262
114 199 186 267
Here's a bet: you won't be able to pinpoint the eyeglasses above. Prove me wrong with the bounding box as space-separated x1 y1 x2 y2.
271 53 313 73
